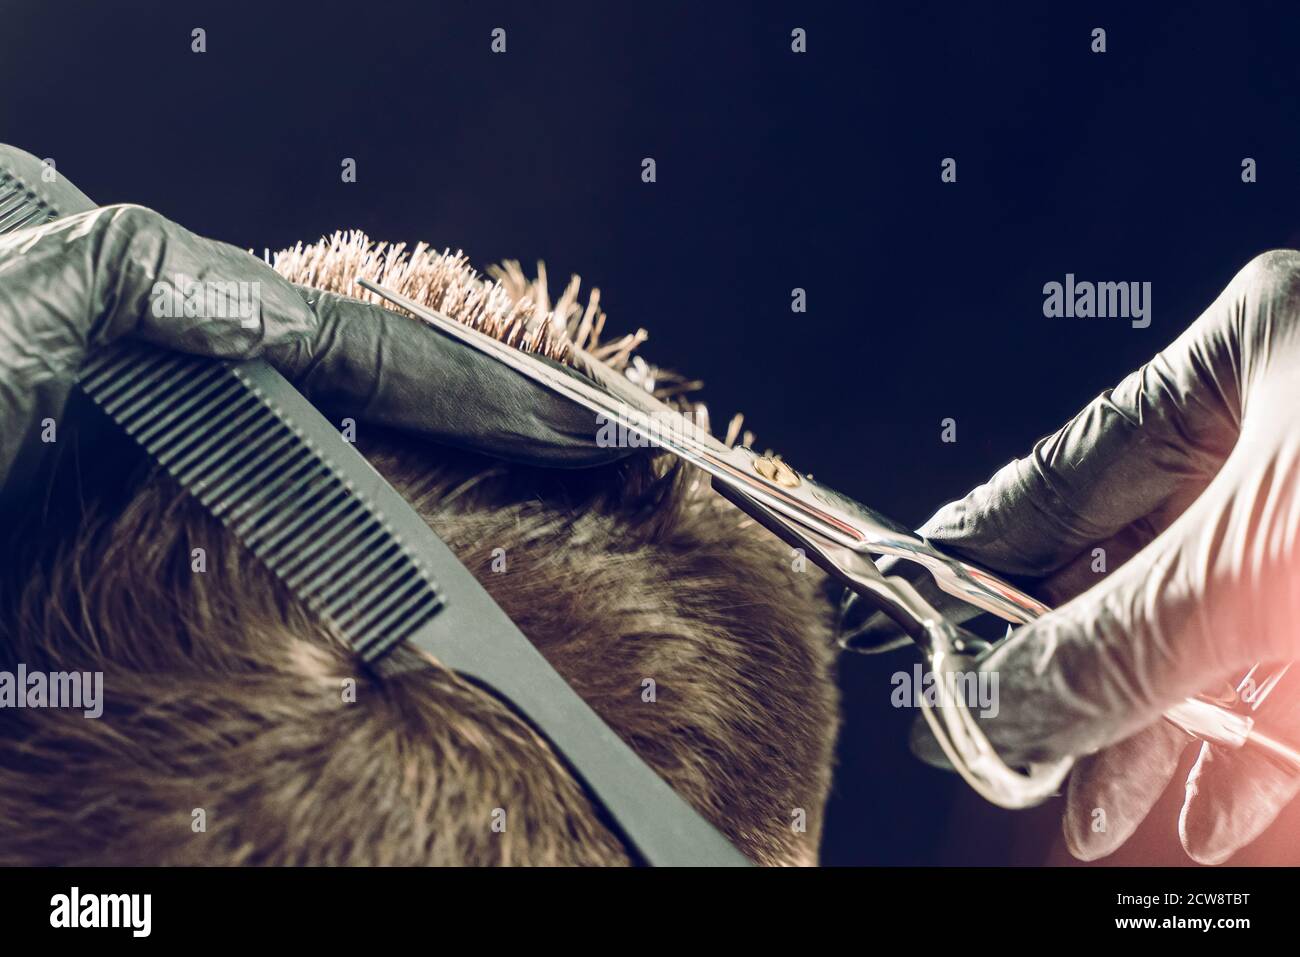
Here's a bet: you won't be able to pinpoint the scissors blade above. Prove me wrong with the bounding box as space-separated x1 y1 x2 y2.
356 277 733 458
357 278 1049 624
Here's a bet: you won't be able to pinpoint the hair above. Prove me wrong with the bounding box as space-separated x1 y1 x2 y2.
0 237 841 866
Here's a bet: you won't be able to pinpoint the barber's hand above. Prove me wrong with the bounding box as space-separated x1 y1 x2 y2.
855 250 1300 863
0 144 623 501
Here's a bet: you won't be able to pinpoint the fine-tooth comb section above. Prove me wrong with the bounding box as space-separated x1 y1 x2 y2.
0 174 58 234
78 341 445 663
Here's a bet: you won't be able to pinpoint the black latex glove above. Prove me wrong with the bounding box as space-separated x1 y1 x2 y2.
850 249 1300 863
0 143 626 503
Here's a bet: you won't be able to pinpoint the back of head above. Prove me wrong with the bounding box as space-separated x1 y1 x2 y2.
0 239 842 866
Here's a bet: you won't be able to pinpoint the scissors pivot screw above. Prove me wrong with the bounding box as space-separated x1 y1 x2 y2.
754 455 801 488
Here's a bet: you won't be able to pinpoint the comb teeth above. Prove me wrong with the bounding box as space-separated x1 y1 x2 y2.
78 342 445 663
0 176 446 665
0 174 58 234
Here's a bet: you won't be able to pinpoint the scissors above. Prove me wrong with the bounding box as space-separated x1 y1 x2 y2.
359 277 1300 809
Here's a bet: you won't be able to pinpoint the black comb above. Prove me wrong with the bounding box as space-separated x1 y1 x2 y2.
74 345 750 865
78 343 445 662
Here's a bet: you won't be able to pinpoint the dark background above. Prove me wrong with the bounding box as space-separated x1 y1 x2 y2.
4 0 1298 864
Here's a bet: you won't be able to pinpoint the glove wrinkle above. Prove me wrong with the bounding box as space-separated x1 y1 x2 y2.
270 290 629 468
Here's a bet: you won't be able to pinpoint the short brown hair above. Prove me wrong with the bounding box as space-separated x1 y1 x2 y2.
0 239 841 866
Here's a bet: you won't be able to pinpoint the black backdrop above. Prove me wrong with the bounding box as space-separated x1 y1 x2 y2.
4 0 1298 864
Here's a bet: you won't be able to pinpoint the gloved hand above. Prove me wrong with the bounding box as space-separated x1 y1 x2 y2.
0 144 625 503
852 249 1300 863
